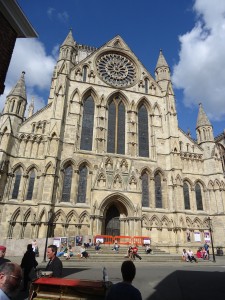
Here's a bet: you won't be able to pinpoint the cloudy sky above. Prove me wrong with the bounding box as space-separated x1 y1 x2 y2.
1 0 225 137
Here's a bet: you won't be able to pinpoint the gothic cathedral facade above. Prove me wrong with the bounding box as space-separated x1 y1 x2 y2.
0 31 225 251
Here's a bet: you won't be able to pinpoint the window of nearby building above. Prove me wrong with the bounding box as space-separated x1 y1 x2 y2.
144 78 149 94
195 183 203 210
26 170 36 200
141 171 149 207
183 182 191 209
62 165 73 202
12 169 22 199
107 96 125 154
83 66 87 82
155 173 162 208
80 96 95 151
138 104 149 157
77 165 88 203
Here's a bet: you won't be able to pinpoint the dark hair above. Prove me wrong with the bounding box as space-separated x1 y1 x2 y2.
47 245 57 255
121 260 136 282
27 244 33 251
0 262 17 275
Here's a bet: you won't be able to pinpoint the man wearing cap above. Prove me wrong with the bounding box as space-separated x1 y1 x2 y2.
0 247 10 266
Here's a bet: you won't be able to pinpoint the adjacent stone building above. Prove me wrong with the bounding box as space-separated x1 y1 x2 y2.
0 30 225 251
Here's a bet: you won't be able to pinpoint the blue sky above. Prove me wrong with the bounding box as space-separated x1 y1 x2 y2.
1 0 225 138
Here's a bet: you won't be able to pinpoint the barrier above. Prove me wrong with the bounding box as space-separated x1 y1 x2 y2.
93 235 151 246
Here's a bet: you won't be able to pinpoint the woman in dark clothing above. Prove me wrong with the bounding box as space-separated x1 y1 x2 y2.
21 244 38 290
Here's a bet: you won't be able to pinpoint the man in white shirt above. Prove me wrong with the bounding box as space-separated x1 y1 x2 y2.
187 249 198 263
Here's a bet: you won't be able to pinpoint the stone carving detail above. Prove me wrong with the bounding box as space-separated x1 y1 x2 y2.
96 52 136 87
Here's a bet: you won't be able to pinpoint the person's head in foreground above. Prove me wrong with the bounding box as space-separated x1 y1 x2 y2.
0 262 22 298
0 246 6 258
121 260 136 283
47 245 57 260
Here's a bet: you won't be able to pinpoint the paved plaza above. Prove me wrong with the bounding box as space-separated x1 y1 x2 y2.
9 255 225 300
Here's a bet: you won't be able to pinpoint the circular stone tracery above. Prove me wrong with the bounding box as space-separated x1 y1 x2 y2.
96 53 137 87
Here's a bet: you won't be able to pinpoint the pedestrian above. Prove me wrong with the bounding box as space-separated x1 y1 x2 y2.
187 249 198 263
0 262 22 299
20 244 38 291
0 246 10 266
45 245 63 277
132 244 142 260
105 260 142 300
203 242 209 258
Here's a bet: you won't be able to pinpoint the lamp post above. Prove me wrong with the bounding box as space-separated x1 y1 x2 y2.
207 217 216 263
43 210 53 262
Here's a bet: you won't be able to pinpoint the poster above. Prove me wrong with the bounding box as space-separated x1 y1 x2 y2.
76 236 83 246
186 230 191 242
194 232 201 242
53 237 61 248
60 237 68 245
143 239 151 245
204 232 210 243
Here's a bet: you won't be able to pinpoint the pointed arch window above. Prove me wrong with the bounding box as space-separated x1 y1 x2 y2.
80 96 95 151
144 78 149 94
77 165 88 203
141 171 149 207
107 96 125 154
195 183 203 210
26 170 36 200
138 104 149 157
11 100 15 112
12 169 22 199
83 66 87 82
155 173 162 208
62 165 73 202
183 182 190 209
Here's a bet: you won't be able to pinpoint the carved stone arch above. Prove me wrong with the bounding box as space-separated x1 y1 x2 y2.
161 215 170 227
54 209 66 223
150 215 161 227
141 214 149 227
66 210 79 224
56 84 64 96
214 179 220 190
77 159 93 171
170 219 175 228
120 158 128 171
194 179 207 192
70 88 81 102
208 180 214 190
153 102 162 115
182 177 193 189
113 174 123 189
154 167 165 180
23 207 32 222
38 208 47 222
221 181 225 190
106 90 129 108
99 192 135 217
186 217 193 228
8 208 22 238
51 132 58 139
79 210 90 223
96 172 106 188
44 162 54 175
11 207 22 222
140 167 152 177
105 156 113 170
61 158 76 169
11 163 25 173
203 217 210 229
25 164 39 175
193 217 203 229
81 87 98 104
136 97 152 113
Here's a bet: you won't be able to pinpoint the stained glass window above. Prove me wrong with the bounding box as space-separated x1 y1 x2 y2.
195 183 203 210
12 169 22 199
142 172 149 207
138 104 149 157
77 165 88 203
62 165 73 202
80 96 94 151
183 182 191 209
107 97 125 154
26 170 35 200
155 173 162 208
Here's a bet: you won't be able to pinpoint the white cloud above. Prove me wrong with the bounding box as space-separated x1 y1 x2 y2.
57 11 69 23
47 7 69 23
0 38 56 114
172 0 225 121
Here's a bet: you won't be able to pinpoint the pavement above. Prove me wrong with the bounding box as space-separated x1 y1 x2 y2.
7 255 225 300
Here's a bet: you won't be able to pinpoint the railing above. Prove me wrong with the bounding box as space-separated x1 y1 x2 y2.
94 235 150 246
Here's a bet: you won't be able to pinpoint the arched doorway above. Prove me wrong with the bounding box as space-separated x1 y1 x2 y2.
105 205 120 236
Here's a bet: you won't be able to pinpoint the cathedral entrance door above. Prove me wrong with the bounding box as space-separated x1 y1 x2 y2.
105 205 120 236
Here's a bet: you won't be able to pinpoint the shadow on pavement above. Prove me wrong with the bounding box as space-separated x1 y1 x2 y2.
146 270 225 300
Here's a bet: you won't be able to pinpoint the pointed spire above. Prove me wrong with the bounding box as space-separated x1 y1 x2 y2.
28 96 35 118
62 28 75 47
156 49 169 69
196 103 212 128
8 71 27 100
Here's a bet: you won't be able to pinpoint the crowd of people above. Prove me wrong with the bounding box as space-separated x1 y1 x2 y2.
182 243 210 263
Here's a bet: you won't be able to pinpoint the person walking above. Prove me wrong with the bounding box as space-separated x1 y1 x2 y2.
105 260 142 300
0 246 10 266
0 262 22 299
132 244 142 260
45 245 63 277
20 244 38 291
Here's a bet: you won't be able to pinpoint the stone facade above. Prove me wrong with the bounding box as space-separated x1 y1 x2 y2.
0 31 225 252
